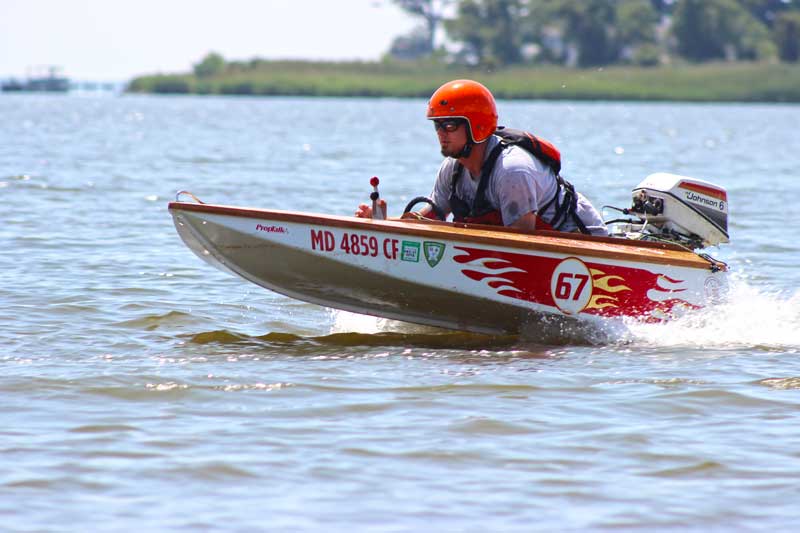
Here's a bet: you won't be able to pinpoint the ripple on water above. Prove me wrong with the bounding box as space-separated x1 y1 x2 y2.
644 460 728 478
449 417 535 436
68 424 141 434
115 310 200 330
187 329 520 349
159 463 258 481
756 377 800 390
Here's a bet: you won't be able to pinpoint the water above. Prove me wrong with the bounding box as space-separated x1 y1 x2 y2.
2 93 800 532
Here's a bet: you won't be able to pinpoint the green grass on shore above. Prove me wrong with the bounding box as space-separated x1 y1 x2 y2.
127 61 800 102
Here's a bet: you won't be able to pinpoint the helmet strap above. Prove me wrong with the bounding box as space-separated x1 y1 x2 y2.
457 123 475 158
457 141 473 159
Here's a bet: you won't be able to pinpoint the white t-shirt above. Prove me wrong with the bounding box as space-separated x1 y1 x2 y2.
430 135 608 236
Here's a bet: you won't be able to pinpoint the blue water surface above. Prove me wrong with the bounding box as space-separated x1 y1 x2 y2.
2 93 800 532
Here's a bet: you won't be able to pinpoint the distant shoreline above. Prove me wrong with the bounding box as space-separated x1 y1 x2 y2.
127 61 800 103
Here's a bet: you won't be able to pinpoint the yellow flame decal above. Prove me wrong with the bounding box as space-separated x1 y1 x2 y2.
586 294 619 310
590 269 631 294
583 269 632 310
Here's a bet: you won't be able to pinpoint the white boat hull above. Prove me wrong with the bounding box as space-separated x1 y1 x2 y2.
169 202 727 336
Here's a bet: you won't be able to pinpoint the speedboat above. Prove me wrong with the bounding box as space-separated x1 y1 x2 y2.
168 173 729 336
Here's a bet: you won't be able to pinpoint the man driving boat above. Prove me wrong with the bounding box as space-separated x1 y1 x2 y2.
356 79 607 236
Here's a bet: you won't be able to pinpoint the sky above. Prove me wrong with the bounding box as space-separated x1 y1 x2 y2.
0 0 418 81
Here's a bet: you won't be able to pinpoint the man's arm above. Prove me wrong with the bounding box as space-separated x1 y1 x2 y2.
509 211 537 232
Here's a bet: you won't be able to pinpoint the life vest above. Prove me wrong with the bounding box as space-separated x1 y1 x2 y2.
449 127 589 234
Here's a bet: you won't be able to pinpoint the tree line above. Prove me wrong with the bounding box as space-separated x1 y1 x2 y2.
389 0 800 67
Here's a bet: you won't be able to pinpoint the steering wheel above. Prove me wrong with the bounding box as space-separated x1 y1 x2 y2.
402 196 446 221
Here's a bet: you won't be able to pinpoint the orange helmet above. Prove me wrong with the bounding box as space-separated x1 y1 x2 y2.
427 79 498 143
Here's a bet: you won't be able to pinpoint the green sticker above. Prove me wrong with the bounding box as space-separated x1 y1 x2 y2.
401 241 420 262
423 241 446 267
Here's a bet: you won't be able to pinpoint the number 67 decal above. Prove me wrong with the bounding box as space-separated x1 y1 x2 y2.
550 258 593 315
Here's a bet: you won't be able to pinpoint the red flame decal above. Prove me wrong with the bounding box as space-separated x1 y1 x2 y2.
454 246 698 321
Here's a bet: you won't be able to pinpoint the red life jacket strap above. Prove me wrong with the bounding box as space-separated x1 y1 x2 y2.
459 210 555 230
460 210 503 226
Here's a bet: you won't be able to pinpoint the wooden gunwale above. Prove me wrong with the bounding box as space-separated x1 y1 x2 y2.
168 202 715 270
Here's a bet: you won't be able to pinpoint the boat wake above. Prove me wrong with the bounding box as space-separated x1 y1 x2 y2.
181 279 798 352
329 277 800 351
620 278 800 352
330 308 611 346
186 327 519 350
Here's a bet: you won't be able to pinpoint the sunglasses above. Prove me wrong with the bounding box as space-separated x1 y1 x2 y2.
433 119 463 133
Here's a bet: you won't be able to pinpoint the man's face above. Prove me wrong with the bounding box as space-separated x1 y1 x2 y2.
433 119 468 158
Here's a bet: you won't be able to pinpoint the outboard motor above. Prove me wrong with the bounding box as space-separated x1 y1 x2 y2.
610 173 729 249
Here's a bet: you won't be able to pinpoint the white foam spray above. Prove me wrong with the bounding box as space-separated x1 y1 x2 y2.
328 278 799 351
619 277 800 351
330 309 443 335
